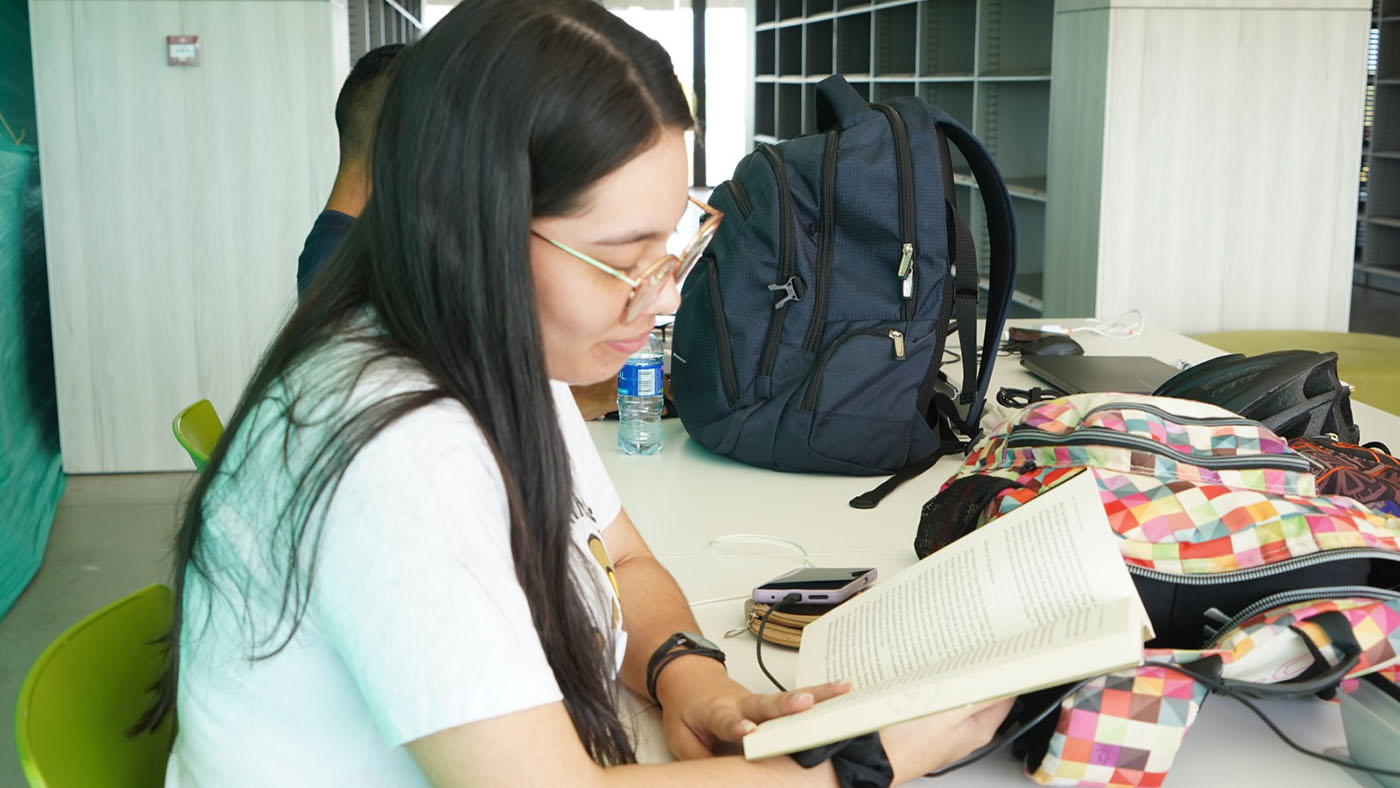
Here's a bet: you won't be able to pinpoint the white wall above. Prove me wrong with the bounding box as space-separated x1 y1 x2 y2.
1046 0 1371 333
608 4 751 186
31 0 345 472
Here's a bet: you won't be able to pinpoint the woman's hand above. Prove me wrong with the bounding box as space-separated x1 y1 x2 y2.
879 698 1015 782
655 657 849 759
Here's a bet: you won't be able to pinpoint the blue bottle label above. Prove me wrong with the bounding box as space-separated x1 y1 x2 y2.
618 361 663 397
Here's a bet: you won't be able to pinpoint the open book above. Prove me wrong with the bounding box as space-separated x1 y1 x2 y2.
742 471 1153 760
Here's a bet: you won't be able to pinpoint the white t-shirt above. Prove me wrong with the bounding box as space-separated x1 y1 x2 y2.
166 345 624 786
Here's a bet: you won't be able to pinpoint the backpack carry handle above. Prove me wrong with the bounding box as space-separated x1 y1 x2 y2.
932 110 1018 432
1213 610 1363 700
815 75 880 132
1160 610 1363 702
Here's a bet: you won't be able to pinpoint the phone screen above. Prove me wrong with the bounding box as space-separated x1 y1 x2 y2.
759 567 874 590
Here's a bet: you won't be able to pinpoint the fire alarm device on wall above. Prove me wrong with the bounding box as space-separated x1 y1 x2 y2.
167 35 199 66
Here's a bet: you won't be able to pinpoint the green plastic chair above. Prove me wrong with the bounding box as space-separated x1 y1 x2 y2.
172 399 223 471
14 584 176 787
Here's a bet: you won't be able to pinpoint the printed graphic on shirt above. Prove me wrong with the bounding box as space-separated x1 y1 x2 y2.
586 534 622 628
571 495 595 525
574 495 622 630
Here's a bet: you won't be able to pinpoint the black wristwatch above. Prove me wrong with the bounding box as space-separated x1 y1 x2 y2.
645 630 726 706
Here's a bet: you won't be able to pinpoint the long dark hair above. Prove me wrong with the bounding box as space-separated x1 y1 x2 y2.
137 0 692 766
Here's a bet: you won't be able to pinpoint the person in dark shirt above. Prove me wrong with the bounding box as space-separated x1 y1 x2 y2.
295 42 622 421
297 44 404 294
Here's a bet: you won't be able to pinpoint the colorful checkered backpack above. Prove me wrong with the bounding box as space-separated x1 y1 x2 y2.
914 393 1400 786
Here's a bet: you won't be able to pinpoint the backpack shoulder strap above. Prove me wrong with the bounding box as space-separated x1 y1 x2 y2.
931 110 1018 433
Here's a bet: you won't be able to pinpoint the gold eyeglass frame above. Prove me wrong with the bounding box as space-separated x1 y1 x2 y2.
533 195 723 323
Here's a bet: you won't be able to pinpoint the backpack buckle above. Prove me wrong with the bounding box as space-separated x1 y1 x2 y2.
767 275 806 310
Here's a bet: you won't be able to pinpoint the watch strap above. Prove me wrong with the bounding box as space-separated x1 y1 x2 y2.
646 631 726 706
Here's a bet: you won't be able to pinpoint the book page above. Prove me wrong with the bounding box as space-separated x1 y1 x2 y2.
796 471 1139 688
744 598 1141 760
744 472 1149 760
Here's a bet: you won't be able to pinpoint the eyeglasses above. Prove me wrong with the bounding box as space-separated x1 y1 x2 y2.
533 196 723 323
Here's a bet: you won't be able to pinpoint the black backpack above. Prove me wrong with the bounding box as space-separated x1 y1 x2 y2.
1152 349 1361 444
671 75 1017 496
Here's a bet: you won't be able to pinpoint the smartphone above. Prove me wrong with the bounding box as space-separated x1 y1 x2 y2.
752 567 877 605
1007 327 1065 343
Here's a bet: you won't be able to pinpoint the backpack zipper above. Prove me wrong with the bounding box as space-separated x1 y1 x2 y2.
1201 585 1400 647
801 328 906 411
703 256 740 405
802 131 840 354
1080 401 1268 430
1129 549 1400 588
722 178 754 219
872 104 917 321
1308 438 1400 476
758 145 796 379
1004 428 1314 472
1295 437 1399 478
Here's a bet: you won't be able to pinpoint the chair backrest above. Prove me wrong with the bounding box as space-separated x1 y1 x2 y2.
172 399 223 471
14 585 176 787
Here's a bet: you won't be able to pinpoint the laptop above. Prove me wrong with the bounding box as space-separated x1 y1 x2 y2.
1020 355 1181 395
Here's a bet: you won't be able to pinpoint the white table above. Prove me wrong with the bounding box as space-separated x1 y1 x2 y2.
593 320 1387 786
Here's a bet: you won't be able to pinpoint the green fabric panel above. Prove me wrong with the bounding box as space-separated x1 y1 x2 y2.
0 3 36 147
0 144 64 621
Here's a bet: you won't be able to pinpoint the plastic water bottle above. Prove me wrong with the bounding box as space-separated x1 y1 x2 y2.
617 333 664 455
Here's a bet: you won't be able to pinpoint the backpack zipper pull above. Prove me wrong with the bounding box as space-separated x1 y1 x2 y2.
898 243 914 299
1204 607 1232 626
1201 607 1233 640
889 330 906 360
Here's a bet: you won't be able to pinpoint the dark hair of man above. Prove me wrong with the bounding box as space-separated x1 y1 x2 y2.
136 0 692 767
334 43 405 164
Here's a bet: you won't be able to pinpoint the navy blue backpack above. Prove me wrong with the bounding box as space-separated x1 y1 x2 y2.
671 75 1017 505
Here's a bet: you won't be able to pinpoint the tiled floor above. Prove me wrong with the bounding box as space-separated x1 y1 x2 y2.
1 472 192 786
